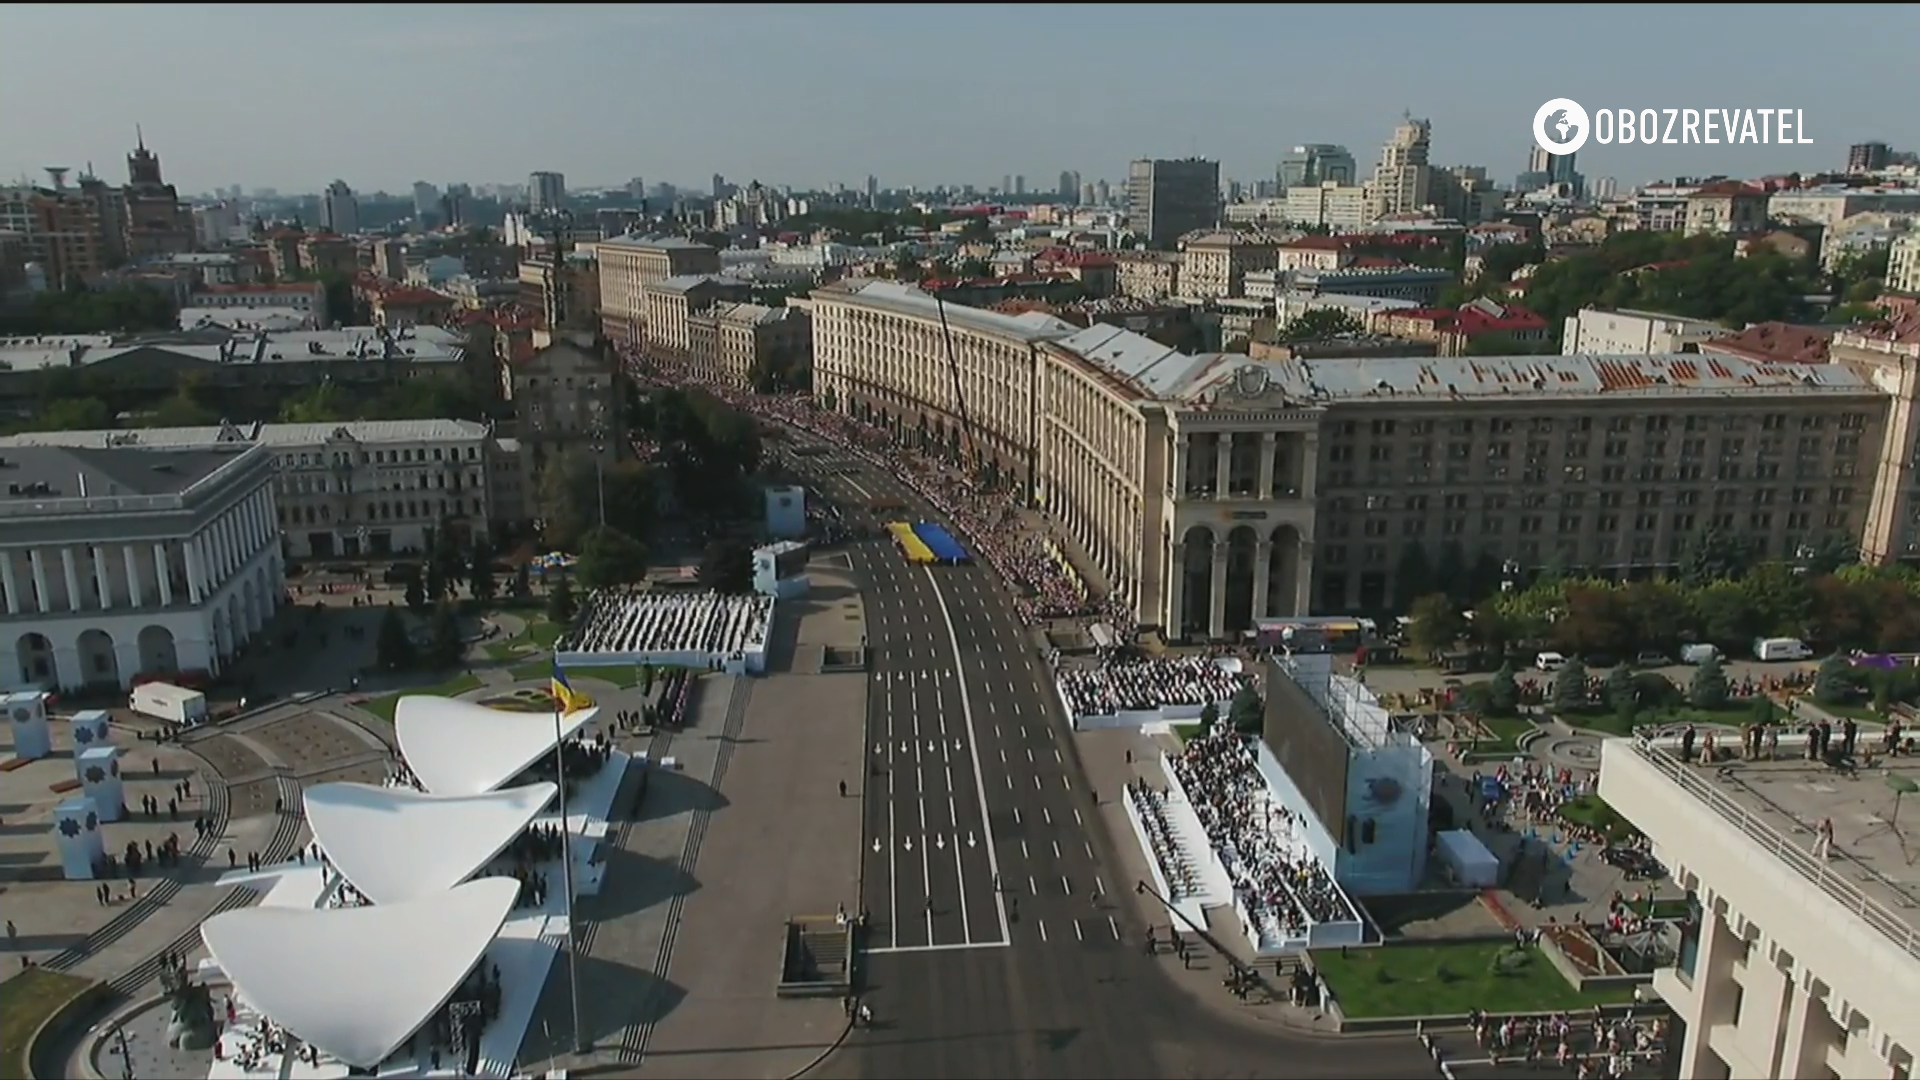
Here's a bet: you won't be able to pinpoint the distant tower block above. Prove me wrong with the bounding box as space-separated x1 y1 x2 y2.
765 485 806 540
5 690 52 760
53 797 106 880
78 746 125 822
71 710 113 770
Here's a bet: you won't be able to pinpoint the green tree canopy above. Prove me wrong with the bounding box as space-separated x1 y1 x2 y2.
546 574 577 624
374 605 416 671
1551 658 1590 714
576 525 649 590
1280 308 1365 343
0 283 177 336
699 539 756 595
1688 654 1730 709
1407 593 1465 659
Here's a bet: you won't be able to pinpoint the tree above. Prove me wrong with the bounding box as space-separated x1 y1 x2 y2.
1688 654 1730 709
1551 658 1590 714
1812 653 1856 706
401 564 427 614
374 605 416 671
1680 526 1751 587
14 397 111 433
1487 663 1520 717
1197 701 1219 735
957 256 991 278
1280 308 1365 343
1395 543 1434 609
0 282 176 336
468 537 497 605
425 556 447 608
546 574 577 624
426 602 464 668
1407 593 1465 659
1603 665 1635 710
576 525 649 590
1229 685 1264 736
429 519 466 597
699 539 756 595
509 563 532 599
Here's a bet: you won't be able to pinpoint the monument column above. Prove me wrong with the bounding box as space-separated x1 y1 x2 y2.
184 539 206 605
92 546 112 610
1257 432 1276 501
1208 542 1228 641
1252 541 1273 621
153 543 174 606
1295 539 1316 616
1213 433 1232 497
1167 542 1186 639
1 552 18 615
60 547 82 612
123 545 142 608
30 549 52 614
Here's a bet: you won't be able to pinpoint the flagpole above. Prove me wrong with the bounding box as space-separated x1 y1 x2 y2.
553 655 588 1055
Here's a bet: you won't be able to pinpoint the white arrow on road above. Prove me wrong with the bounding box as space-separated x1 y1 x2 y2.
926 740 936 754
967 832 977 849
904 837 914 852
873 838 882 853
936 834 947 851
952 739 962 751
900 741 909 755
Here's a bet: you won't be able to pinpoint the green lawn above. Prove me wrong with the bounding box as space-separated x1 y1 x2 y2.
507 661 643 688
1312 941 1636 1019
361 672 484 722
1558 795 1639 844
0 969 96 1080
481 614 564 661
1562 702 1757 736
1460 715 1538 757
1172 722 1202 744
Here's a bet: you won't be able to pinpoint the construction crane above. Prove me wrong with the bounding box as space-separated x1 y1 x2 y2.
931 290 989 487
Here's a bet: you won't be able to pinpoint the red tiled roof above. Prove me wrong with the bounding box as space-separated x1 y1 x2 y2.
1704 322 1833 364
1456 301 1548 335
1691 181 1765 198
1280 236 1350 251
1035 248 1116 268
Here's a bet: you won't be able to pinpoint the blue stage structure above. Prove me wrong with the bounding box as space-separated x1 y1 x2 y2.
911 522 969 564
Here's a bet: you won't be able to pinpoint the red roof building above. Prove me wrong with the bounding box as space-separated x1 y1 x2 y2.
1701 322 1835 365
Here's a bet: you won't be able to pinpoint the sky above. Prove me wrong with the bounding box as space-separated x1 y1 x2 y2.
2 3 1916 197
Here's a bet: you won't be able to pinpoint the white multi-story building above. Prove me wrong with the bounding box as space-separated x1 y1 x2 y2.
0 442 283 691
1600 737 1918 1080
1890 232 1920 295
1561 307 1735 355
0 420 500 560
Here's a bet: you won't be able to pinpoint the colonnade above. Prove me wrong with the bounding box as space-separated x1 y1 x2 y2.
1168 525 1315 642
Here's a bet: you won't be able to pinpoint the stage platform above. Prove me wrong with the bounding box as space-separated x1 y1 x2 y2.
199 750 631 1079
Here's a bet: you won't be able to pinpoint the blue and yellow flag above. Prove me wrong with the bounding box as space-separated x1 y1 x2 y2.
550 663 595 714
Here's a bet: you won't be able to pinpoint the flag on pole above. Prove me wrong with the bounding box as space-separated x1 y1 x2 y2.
551 661 594 713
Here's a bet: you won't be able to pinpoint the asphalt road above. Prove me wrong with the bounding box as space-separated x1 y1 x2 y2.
789 440 1442 1080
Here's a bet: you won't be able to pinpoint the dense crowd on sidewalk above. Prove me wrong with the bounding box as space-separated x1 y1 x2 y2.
626 360 1132 633
1057 656 1247 717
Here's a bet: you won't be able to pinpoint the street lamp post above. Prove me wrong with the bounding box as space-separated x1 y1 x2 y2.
589 423 607 528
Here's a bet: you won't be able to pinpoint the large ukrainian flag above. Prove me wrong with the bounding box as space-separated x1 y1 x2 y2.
551 661 595 714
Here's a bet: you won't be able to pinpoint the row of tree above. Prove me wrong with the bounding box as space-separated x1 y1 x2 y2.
277 375 489 426
1408 559 1920 662
0 282 177 336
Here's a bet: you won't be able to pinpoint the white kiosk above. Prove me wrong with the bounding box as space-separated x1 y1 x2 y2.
53 797 105 880
5 690 51 760
78 746 125 822
753 540 811 600
72 709 113 758
765 485 807 539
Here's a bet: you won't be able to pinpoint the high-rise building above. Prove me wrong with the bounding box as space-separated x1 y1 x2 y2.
1592 176 1619 202
1278 144 1357 191
1014 175 1027 196
1094 179 1111 206
1001 175 1012 196
1079 181 1097 207
1126 158 1221 249
411 181 439 220
1849 141 1891 174
528 171 567 214
1058 171 1080 205
321 180 358 235
1547 151 1584 199
120 131 192 260
1369 118 1432 218
865 174 879 206
626 177 647 202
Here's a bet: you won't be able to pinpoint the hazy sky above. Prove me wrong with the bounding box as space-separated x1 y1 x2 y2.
3 3 1915 196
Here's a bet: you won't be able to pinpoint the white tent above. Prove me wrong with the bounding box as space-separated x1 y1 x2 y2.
393 696 598 797
1435 829 1501 888
303 782 557 906
201 877 518 1068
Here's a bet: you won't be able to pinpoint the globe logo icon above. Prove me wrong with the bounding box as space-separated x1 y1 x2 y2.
1533 98 1590 155
59 817 81 838
75 725 95 745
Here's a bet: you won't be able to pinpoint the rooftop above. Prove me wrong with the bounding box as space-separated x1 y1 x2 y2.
0 325 464 373
829 279 1078 343
599 233 715 252
1630 739 1920 947
0 443 249 500
1702 321 1835 364
653 273 737 294
0 418 490 452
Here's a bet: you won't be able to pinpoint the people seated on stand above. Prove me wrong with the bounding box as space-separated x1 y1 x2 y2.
1170 729 1351 942
1059 657 1246 717
559 591 773 658
1126 781 1199 899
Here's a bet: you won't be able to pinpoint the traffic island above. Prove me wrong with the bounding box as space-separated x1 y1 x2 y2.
2 968 101 1080
1308 939 1641 1032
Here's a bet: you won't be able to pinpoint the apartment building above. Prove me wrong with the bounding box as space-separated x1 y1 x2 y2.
1291 265 1451 305
1283 183 1372 232
185 283 329 329
1598 738 1917 1080
1769 185 1920 229
592 235 723 344
0 420 503 559
1115 252 1181 301
1685 182 1770 236
1126 158 1221 249
1562 307 1735 355
1177 232 1280 301
1889 232 1920 294
687 302 810 388
811 280 1077 492
0 442 282 691
642 275 755 357
505 334 621 481
815 291 1901 637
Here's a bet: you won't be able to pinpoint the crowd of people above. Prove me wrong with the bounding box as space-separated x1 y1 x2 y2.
560 590 773 659
1171 729 1351 946
1126 781 1201 900
492 821 567 910
1057 657 1248 718
1466 1006 1668 1078
631 365 1125 633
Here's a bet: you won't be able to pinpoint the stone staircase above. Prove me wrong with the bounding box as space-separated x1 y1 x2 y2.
777 918 853 997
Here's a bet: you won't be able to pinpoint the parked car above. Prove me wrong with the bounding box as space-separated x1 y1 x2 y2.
1535 651 1568 672
1634 650 1672 668
1679 643 1722 665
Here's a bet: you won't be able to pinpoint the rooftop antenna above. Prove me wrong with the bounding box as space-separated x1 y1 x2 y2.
43 167 69 191
136 124 146 152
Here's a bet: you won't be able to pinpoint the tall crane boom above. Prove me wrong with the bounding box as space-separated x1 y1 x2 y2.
932 292 984 483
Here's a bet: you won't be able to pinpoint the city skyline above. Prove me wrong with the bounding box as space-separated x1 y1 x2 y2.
3 3 1915 196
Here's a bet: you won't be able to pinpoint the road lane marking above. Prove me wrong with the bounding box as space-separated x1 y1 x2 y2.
887 721 898 944
1108 916 1120 940
1062 876 1072 895
924 566 1012 944
998 748 1006 763
1012 807 1020 825
1062 775 1072 791
1020 839 1029 859
1038 919 1048 942
1053 748 1062 763
1074 919 1084 942
1073 808 1082 826
1026 747 1034 762
1033 775 1042 789
869 941 1009 955
1051 840 1061 859
1085 842 1094 859
1095 876 1106 896
1043 808 1051 826
953 832 972 945
922 829 934 946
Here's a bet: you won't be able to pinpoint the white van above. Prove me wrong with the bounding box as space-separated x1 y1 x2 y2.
1534 651 1568 672
1752 637 1813 662
1678 643 1722 665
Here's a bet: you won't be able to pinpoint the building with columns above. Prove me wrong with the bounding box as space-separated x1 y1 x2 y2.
0 443 283 692
815 283 1911 641
1599 737 1917 1080
1 420 504 559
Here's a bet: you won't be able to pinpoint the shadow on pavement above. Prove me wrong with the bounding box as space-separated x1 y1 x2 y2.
586 846 700 921
520 952 689 1061
630 764 731 824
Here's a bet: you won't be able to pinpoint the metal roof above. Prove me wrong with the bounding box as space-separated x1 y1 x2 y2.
835 280 1078 343
0 419 491 451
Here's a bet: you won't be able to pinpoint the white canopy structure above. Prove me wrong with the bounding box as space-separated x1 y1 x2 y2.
303 782 557 906
201 877 519 1069
393 696 599 797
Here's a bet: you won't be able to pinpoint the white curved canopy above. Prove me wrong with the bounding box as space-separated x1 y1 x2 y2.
202 877 519 1068
394 696 598 796
304 781 557 906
